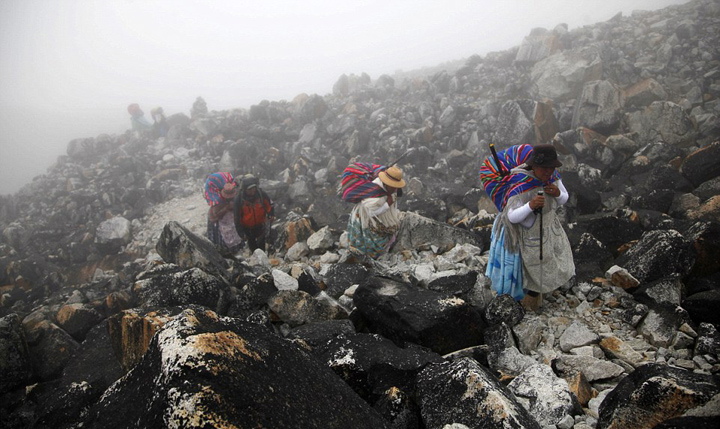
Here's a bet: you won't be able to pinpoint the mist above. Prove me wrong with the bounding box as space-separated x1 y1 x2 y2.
0 0 689 196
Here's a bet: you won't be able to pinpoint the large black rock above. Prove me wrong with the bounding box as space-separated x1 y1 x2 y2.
0 313 32 393
133 265 232 315
315 332 443 402
417 358 541 429
683 289 720 327
582 212 644 255
354 276 486 355
322 264 371 299
155 221 230 281
598 363 720 429
616 229 696 284
81 307 390 429
681 141 720 187
32 321 123 429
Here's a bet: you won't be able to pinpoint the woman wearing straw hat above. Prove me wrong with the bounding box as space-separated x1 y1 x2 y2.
346 166 406 259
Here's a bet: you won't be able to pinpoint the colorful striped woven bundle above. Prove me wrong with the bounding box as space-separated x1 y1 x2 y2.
204 172 235 206
338 162 387 203
480 144 560 212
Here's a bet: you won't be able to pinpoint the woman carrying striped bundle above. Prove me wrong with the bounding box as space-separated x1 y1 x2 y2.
481 144 575 311
340 164 406 259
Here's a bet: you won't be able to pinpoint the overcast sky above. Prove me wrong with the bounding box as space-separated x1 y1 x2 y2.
0 0 688 195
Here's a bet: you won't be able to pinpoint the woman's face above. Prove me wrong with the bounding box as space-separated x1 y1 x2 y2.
532 166 555 183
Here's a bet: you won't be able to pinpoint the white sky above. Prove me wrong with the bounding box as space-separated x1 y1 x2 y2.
0 0 688 195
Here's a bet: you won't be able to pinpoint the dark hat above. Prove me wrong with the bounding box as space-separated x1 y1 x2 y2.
242 175 259 190
528 144 562 168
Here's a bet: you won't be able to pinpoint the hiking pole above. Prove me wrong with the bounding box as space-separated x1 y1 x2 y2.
489 142 508 177
534 188 545 298
388 148 415 167
536 190 544 261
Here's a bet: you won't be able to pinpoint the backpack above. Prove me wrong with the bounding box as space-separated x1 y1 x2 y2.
338 162 388 203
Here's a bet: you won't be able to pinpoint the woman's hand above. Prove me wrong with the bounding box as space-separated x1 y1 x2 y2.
209 202 231 222
529 194 545 210
543 184 560 197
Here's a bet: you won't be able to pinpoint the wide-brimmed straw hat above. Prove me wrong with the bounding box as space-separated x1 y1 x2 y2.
528 144 562 168
378 166 406 188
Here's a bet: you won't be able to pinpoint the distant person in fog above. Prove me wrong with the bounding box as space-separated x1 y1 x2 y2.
151 107 168 138
127 103 153 132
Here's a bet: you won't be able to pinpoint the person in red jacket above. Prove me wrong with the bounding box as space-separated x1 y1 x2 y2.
233 175 274 252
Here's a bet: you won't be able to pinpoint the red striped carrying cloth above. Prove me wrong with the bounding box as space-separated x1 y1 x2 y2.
338 162 388 203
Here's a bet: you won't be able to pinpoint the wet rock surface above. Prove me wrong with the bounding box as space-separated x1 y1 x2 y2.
1 1 720 427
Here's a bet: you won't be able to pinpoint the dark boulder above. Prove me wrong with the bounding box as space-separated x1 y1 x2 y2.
26 320 80 381
683 289 720 327
583 212 644 255
81 307 390 429
653 416 720 429
598 363 720 429
297 267 323 296
155 221 230 281
680 141 720 187
316 332 443 401
403 198 447 222
484 293 524 327
417 358 541 429
373 386 421 429
354 276 485 355
55 304 104 342
633 276 684 307
285 319 356 349
322 264 370 299
0 313 32 393
616 229 696 283
426 271 478 296
32 321 123 429
267 290 348 327
644 165 695 193
694 323 720 358
572 232 615 281
684 221 720 279
630 189 675 213
133 265 232 315
227 273 276 319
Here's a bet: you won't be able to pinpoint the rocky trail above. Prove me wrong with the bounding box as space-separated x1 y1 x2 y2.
2 0 720 427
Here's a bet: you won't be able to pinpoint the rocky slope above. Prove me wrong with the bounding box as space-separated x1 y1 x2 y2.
2 0 720 428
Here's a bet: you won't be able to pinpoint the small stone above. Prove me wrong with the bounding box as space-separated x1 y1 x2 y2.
671 331 695 350
559 320 599 352
679 322 697 337
675 359 696 370
557 415 574 429
606 265 640 289
272 269 299 291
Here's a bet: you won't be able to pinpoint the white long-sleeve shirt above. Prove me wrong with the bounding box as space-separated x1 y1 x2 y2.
507 180 568 228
